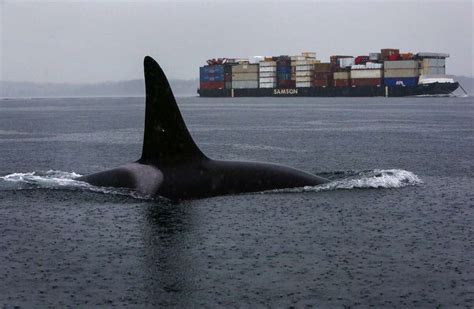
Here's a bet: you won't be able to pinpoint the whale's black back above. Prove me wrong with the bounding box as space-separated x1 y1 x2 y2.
140 56 206 165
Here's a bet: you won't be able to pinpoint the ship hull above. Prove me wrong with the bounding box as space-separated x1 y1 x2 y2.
198 82 459 98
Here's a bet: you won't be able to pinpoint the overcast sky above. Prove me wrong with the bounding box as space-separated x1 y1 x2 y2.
1 0 472 83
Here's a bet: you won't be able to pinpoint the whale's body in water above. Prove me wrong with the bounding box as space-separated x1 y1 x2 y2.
79 56 328 200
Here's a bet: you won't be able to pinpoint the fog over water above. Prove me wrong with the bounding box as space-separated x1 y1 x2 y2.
1 0 473 83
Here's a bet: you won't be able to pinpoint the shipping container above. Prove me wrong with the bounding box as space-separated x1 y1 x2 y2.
339 57 355 68
355 56 370 65
330 55 352 65
350 69 383 79
312 79 332 87
295 65 314 71
369 52 381 61
421 67 445 75
200 65 224 74
334 79 350 87
313 72 333 79
259 61 277 67
259 77 277 83
200 74 224 82
225 81 232 89
259 72 276 78
277 80 296 88
296 71 313 77
259 82 277 88
232 73 259 81
384 68 419 78
231 64 259 73
384 60 419 69
291 55 306 61
200 81 225 89
259 66 277 73
232 80 259 89
314 63 333 72
400 53 414 60
277 73 292 80
351 78 382 87
381 48 400 60
384 77 419 87
295 76 312 82
296 82 311 88
388 54 401 61
302 52 317 58
334 71 350 80
277 66 291 74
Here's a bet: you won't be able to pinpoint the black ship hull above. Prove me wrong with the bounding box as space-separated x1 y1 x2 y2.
198 82 459 98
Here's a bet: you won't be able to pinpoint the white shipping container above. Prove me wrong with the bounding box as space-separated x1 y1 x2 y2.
334 71 350 80
369 52 381 61
421 67 445 75
384 68 419 78
259 66 277 73
259 77 277 83
338 57 355 68
259 61 277 67
250 56 265 64
350 69 383 79
296 76 312 82
232 64 259 73
384 60 418 69
296 82 311 88
259 83 277 88
295 65 313 71
302 52 317 58
232 80 259 89
422 58 445 67
259 72 276 78
296 71 312 77
291 56 306 61
232 73 259 81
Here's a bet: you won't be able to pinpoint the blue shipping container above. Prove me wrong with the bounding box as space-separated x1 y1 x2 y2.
277 66 291 74
200 65 224 75
200 73 224 82
277 73 292 81
384 77 419 87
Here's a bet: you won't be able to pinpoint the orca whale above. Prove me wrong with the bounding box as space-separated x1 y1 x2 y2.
78 56 328 200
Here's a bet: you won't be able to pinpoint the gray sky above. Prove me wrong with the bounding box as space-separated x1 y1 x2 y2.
1 0 473 83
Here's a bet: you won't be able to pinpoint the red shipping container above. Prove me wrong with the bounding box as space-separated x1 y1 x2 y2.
355 56 370 65
278 80 296 88
351 78 382 87
334 79 350 87
312 79 333 87
313 72 332 79
388 53 401 61
200 81 225 89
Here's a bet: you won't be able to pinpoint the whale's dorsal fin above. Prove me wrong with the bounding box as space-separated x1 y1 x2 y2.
139 56 206 164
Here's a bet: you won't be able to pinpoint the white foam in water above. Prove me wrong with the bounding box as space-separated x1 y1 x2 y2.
269 169 422 194
0 170 152 200
0 169 422 199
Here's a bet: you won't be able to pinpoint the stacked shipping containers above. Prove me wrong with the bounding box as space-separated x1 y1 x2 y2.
200 65 225 89
350 62 383 86
384 60 419 87
312 63 333 87
259 61 277 88
333 71 350 87
276 56 294 88
293 52 318 88
232 64 259 89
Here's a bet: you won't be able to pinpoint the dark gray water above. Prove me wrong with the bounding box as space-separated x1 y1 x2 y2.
1 96 473 307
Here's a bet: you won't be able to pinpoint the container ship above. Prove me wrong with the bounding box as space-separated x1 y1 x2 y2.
197 49 460 97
